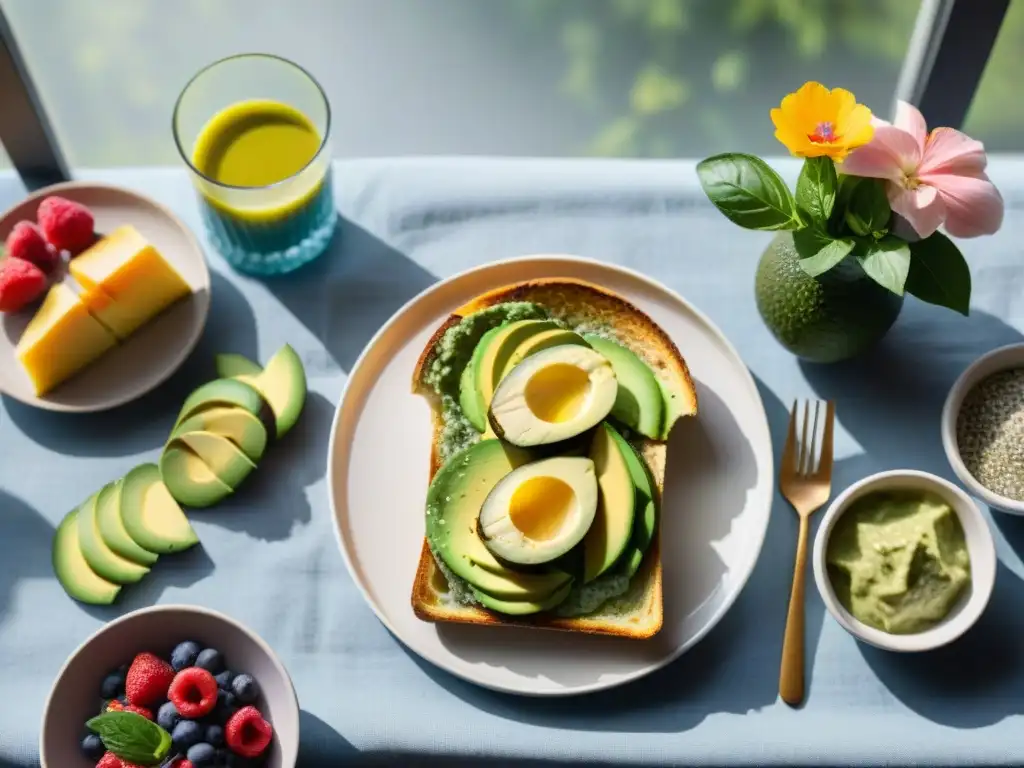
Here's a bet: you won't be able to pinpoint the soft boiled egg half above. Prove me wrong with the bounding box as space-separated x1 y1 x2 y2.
488 345 617 447
478 456 598 566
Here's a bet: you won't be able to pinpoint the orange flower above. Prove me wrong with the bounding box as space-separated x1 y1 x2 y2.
770 82 874 161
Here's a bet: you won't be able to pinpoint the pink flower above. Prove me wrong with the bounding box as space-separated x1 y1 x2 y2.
840 101 1003 239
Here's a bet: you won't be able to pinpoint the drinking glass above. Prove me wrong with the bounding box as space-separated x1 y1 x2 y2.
173 54 336 275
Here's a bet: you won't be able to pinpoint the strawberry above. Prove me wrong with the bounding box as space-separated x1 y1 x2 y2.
166 761 193 768
96 753 123 768
0 258 47 313
5 221 59 272
168 667 218 718
105 699 125 712
37 195 95 254
125 652 175 707
225 705 273 758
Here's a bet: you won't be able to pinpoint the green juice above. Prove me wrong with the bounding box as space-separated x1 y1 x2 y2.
192 99 336 273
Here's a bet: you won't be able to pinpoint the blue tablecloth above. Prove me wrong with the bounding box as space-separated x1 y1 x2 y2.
3 157 1024 767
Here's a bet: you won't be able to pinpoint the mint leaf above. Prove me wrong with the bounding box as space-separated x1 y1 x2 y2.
844 179 891 237
793 227 855 277
795 157 837 225
697 153 801 231
86 712 171 766
906 232 972 315
857 237 911 296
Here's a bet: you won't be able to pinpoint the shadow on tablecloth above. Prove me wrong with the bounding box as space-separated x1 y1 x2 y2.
1 269 259 457
261 215 437 377
801 301 1024 728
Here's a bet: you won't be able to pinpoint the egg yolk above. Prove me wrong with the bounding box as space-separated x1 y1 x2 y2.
509 476 575 541
524 363 591 423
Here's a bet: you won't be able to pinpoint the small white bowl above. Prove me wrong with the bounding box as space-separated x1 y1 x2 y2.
812 470 996 652
942 342 1024 515
40 605 299 768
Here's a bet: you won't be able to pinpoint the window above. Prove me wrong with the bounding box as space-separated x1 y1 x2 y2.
963 0 1024 151
1 0 921 165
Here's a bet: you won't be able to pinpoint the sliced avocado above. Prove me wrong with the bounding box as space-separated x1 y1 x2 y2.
584 335 663 439
465 321 560 431
215 352 262 379
583 422 636 583
171 432 255 489
95 480 158 565
238 344 307 438
498 328 588 382
478 456 598 567
77 492 150 584
609 429 657 578
53 509 121 605
174 378 266 431
657 377 691 440
472 580 573 615
171 407 268 463
160 445 234 508
459 326 502 431
458 353 486 432
121 464 200 553
485 320 559 391
426 440 571 597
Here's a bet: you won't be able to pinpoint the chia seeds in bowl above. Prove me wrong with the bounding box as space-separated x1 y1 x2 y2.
956 367 1024 502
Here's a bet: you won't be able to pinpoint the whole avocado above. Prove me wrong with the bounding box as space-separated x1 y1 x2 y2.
755 232 903 363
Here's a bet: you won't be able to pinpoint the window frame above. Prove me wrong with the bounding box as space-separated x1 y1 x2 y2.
0 0 1011 183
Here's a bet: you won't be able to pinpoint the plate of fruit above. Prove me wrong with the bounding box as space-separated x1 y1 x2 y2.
0 181 210 411
41 605 299 767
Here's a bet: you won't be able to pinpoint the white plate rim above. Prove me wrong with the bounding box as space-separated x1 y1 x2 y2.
0 180 211 413
326 253 774 696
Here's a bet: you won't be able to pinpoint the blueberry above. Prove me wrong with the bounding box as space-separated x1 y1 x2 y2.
195 648 224 674
230 673 259 704
214 669 235 690
187 741 217 767
100 670 125 699
214 689 238 722
80 733 104 760
157 700 180 731
117 694 128 705
205 723 224 747
171 719 203 752
171 640 202 671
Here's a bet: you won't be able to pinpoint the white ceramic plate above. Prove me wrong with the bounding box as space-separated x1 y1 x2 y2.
0 181 210 412
327 255 774 696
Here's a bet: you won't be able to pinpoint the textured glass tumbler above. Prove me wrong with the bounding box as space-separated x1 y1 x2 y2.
173 54 336 276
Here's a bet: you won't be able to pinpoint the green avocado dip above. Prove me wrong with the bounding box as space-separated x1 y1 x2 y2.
826 490 971 634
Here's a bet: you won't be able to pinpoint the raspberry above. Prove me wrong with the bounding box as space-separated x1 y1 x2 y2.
167 761 194 768
105 699 125 712
225 705 273 758
5 221 59 272
168 667 218 718
125 652 175 707
0 258 47 313
37 195 95 253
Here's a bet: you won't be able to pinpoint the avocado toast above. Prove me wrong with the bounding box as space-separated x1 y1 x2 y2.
411 278 697 638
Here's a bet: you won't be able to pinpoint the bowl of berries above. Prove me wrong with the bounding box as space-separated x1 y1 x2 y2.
40 605 298 768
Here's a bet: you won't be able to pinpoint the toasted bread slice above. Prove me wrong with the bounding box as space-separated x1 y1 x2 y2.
411 278 696 638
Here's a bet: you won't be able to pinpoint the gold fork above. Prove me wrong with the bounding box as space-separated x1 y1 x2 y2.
778 399 835 707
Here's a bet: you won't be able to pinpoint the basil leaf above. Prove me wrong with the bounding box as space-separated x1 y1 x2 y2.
845 179 891 237
795 157 837 225
906 232 972 316
793 228 855 277
696 153 801 231
856 236 911 296
86 712 171 766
